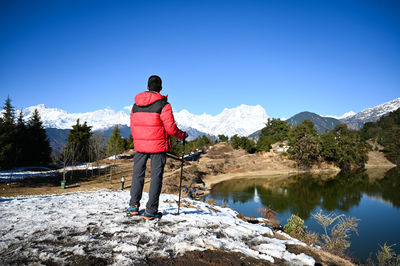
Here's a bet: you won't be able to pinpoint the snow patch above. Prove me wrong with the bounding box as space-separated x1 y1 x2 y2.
0 164 108 183
0 191 315 265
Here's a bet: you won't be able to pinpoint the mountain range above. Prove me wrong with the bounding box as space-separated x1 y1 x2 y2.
248 97 400 140
286 112 342 134
20 97 399 151
20 104 268 150
340 98 400 130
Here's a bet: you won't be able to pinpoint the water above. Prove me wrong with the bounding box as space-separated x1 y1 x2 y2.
208 167 400 262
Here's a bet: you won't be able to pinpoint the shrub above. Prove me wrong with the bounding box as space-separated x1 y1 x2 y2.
206 198 217 206
312 210 359 254
376 243 398 266
283 214 307 240
258 206 280 227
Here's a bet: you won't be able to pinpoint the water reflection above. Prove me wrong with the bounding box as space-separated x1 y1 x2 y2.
211 167 400 220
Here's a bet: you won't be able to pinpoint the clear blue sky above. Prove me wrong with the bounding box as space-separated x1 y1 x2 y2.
1 0 399 118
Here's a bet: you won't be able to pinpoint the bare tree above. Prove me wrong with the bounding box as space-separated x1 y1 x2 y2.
91 133 106 166
60 142 77 182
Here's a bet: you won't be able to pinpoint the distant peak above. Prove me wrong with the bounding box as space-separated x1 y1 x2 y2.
325 111 356 120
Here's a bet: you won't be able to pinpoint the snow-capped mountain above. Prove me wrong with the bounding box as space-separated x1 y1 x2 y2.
22 104 129 131
22 104 269 138
325 111 356 120
174 104 269 137
341 97 400 129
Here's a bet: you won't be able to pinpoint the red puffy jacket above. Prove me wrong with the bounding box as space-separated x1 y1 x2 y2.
130 91 186 153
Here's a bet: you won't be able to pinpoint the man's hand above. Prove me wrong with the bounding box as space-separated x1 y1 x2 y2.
184 132 189 139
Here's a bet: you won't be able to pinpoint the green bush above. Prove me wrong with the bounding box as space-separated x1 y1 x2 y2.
283 214 307 241
230 135 256 153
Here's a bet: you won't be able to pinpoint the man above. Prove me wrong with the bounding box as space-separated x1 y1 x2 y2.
128 75 188 220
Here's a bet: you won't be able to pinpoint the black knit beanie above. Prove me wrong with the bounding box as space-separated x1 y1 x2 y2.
148 75 162 92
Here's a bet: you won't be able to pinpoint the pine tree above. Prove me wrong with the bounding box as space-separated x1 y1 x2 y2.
66 119 92 163
106 125 125 156
256 119 291 152
127 134 134 150
218 134 229 142
361 108 400 165
26 109 52 166
288 120 319 168
0 97 16 170
330 124 368 170
15 110 29 166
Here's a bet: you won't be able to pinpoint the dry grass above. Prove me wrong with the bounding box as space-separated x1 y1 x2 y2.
258 206 280 228
206 198 218 206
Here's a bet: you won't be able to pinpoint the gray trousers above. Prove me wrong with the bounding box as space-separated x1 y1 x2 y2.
129 152 166 214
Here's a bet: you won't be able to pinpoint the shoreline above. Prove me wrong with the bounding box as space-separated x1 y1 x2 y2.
203 168 341 192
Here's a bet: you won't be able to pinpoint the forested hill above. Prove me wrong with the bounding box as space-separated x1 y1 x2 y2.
361 108 400 165
286 112 342 134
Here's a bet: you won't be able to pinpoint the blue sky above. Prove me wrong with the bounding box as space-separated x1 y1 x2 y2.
1 0 399 119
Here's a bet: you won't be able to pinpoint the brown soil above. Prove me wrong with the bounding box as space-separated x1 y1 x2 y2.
200 142 339 190
141 250 276 266
365 140 396 168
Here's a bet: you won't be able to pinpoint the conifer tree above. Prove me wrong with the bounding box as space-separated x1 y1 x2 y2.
0 97 16 169
15 110 29 166
218 134 228 142
26 109 52 166
127 134 134 150
288 120 319 168
361 108 400 165
106 125 125 156
66 119 92 162
320 124 368 171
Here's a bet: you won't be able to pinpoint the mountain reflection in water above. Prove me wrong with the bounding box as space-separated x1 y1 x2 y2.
211 167 400 219
209 167 400 261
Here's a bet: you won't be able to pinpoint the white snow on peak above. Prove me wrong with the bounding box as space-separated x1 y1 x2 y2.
20 104 269 137
347 97 400 122
0 190 315 265
20 104 130 131
325 111 356 120
174 104 269 137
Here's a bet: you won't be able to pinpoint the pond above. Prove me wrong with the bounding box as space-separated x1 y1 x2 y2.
208 167 400 262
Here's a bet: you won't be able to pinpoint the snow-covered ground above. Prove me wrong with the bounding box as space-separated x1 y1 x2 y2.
0 164 109 183
0 168 57 183
0 190 315 265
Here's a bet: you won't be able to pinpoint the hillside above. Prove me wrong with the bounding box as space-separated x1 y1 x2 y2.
287 111 342 134
342 97 400 130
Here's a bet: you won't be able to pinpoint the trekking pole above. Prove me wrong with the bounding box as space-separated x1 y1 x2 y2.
177 139 186 215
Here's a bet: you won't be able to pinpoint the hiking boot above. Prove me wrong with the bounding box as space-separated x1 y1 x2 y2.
144 210 163 220
127 205 139 216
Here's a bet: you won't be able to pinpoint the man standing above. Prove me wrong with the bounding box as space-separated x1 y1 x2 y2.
128 75 188 220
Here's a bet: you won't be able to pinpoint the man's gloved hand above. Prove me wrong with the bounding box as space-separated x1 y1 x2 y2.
184 132 189 139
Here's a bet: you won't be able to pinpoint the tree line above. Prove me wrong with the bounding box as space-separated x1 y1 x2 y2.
3 94 397 172
56 122 133 167
0 97 51 170
360 108 400 165
0 97 134 170
227 118 370 171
